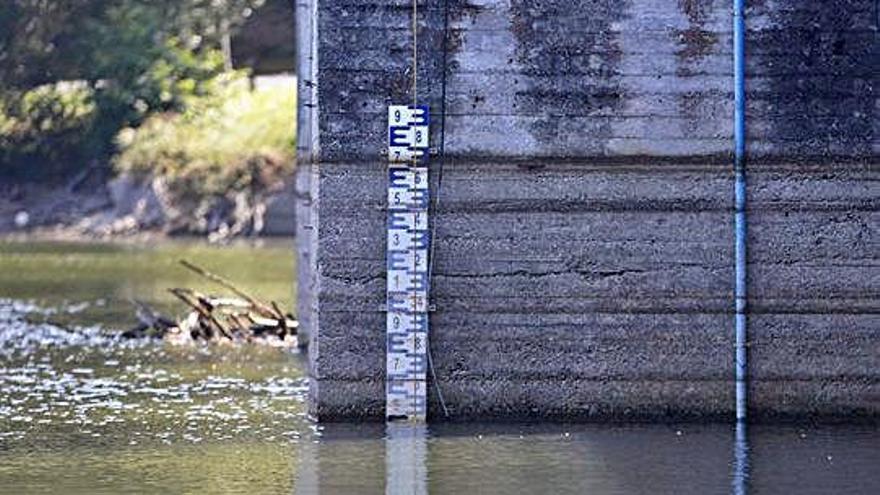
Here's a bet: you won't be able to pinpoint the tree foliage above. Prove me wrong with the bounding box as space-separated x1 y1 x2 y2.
0 0 265 180
1 0 264 90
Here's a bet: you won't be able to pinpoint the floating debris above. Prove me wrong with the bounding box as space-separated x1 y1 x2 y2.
122 260 297 346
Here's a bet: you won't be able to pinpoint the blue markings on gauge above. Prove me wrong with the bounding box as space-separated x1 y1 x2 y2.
389 167 427 188
389 105 430 126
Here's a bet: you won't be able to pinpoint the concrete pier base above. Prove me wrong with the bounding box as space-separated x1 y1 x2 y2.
306 160 879 421
297 0 879 421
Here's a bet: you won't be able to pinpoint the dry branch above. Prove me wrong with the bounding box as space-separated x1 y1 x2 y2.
179 260 277 318
122 260 297 346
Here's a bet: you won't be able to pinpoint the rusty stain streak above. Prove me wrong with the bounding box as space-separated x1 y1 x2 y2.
674 0 720 132
677 28 719 63
674 0 718 77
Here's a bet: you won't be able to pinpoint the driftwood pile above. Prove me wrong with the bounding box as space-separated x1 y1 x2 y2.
123 260 297 346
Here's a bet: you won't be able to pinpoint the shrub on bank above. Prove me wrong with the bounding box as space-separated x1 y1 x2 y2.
0 41 244 183
114 74 295 195
0 82 99 181
112 75 296 234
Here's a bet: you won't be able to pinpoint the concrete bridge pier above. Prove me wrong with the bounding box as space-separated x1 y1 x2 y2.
295 0 880 421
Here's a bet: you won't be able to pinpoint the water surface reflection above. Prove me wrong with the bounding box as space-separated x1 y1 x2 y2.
1 241 878 494
296 421 879 495
733 421 749 495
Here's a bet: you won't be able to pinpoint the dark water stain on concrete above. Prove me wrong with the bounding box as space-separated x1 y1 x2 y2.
752 0 877 159
445 0 487 62
675 0 721 137
676 29 718 67
509 0 626 152
317 0 459 159
675 0 718 74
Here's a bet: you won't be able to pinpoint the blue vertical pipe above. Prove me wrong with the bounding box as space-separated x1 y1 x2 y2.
733 0 748 422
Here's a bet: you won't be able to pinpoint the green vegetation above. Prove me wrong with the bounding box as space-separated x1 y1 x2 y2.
0 0 294 197
114 76 295 199
0 82 98 180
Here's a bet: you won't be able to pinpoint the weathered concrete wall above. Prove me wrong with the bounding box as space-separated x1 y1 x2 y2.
301 0 879 421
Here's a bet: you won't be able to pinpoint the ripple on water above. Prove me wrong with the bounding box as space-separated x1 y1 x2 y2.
0 299 117 355
0 298 310 447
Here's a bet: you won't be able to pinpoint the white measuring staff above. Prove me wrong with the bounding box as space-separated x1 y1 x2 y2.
386 104 430 421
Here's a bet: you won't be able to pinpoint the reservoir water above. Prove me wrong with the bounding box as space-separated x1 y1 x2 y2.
0 240 877 494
